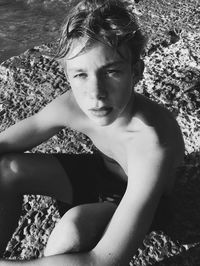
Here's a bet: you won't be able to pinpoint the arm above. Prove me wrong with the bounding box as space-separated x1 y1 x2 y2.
91 144 173 265
91 121 184 266
0 92 70 153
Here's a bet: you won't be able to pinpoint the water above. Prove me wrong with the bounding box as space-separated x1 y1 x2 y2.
0 0 70 63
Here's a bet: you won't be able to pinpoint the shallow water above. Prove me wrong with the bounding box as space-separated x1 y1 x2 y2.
0 0 69 63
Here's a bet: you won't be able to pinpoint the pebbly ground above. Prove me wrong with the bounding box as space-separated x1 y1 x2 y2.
0 1 200 265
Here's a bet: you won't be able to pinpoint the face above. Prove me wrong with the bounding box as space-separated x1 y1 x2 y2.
62 39 136 127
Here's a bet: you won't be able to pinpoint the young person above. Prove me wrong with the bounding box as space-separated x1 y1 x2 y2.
0 0 184 265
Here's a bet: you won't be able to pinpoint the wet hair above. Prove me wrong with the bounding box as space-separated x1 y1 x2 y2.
54 0 146 62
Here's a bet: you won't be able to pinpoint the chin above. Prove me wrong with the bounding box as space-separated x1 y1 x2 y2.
90 115 116 127
84 108 118 127
95 120 112 127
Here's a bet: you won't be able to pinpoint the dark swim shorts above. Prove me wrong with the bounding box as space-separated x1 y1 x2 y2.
53 152 127 216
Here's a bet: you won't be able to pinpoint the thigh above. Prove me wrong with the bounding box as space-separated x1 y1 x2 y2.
64 201 117 233
1 153 73 203
45 202 117 255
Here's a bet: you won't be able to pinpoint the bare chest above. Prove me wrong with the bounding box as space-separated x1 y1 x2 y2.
92 135 129 182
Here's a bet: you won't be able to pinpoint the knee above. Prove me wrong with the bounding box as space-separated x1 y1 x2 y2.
44 207 93 257
44 218 82 257
0 154 21 196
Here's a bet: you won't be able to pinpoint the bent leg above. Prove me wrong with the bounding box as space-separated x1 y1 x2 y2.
44 202 117 257
0 153 74 256
0 153 73 202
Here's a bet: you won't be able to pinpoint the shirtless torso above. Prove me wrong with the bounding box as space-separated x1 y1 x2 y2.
58 89 184 197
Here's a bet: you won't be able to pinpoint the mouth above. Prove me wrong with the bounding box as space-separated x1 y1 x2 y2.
89 106 113 117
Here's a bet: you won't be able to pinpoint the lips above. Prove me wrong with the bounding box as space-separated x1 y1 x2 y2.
89 106 113 117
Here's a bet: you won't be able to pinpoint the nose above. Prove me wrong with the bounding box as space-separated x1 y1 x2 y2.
88 75 107 100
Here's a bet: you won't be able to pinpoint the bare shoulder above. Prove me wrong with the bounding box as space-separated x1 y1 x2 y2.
35 90 79 128
131 94 185 164
152 99 185 167
125 95 184 194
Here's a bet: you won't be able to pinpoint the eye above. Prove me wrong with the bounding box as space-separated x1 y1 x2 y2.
105 69 121 77
74 73 87 79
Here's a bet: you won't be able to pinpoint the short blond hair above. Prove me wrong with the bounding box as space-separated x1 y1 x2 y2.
55 0 146 62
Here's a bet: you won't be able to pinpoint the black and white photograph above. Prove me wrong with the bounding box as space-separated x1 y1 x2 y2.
0 0 199 265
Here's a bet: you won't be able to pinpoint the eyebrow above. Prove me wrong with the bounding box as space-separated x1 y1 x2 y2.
68 60 125 73
102 60 125 68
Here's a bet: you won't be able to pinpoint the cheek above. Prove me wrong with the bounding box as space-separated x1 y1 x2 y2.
71 87 88 109
115 79 133 97
114 82 133 107
72 88 83 101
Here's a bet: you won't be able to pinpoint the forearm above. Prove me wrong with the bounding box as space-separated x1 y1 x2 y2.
92 190 143 265
0 115 61 154
92 186 160 266
0 252 95 266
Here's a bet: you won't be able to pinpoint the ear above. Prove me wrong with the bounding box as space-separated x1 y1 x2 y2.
132 59 144 83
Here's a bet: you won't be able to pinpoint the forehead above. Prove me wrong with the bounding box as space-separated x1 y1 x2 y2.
62 38 132 71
